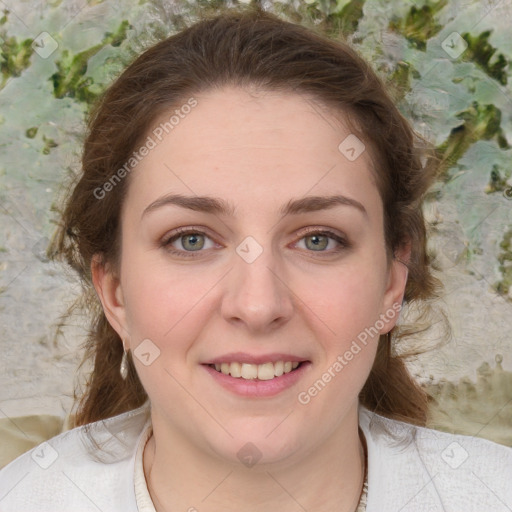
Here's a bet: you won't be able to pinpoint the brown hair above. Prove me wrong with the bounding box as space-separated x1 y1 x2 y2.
50 5 442 429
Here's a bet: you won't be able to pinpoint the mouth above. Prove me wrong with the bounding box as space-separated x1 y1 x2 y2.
202 358 311 398
207 360 304 381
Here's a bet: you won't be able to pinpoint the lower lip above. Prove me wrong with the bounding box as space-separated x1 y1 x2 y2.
202 362 311 398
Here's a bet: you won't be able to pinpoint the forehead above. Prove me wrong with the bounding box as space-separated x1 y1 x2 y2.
124 86 380 220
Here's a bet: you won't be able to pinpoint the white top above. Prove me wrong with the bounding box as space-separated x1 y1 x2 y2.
1 401 511 511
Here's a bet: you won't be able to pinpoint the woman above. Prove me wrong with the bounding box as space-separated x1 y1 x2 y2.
0 6 510 512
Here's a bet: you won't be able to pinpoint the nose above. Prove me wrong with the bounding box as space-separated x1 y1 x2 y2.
220 241 294 334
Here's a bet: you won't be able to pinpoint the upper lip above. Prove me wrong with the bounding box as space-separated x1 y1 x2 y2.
203 352 309 365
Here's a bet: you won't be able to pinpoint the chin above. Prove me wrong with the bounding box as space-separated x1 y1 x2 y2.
206 421 306 467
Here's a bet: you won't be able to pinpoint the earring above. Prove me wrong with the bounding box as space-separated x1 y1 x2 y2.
120 342 129 380
386 331 393 358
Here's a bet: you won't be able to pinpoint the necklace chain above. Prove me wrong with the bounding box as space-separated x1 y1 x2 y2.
356 426 369 511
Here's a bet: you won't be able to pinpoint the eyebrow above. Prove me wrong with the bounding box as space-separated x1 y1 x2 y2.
141 193 368 219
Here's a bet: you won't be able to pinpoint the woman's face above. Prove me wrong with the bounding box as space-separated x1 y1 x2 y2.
94 86 408 465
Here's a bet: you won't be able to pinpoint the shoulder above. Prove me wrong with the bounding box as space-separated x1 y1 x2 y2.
359 405 512 512
0 402 151 511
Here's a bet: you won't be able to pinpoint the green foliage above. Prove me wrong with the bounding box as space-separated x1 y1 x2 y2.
437 102 509 178
323 0 365 36
0 0 511 314
0 0 510 434
0 35 34 88
51 20 131 103
389 1 447 51
462 30 509 85
494 229 512 298
42 135 58 155
485 164 510 195
25 126 38 139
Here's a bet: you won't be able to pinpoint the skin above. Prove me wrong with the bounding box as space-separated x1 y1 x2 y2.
92 86 410 512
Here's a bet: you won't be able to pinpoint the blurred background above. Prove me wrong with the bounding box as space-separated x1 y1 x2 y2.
0 0 511 449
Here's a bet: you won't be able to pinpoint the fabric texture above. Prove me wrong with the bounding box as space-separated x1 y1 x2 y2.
0 401 511 511
0 414 66 470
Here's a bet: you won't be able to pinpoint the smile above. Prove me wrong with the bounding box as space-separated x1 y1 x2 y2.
209 361 301 380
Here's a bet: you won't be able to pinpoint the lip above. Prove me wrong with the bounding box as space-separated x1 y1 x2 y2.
203 352 308 365
202 361 312 398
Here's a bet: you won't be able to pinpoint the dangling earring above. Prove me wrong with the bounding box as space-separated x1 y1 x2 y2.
386 331 393 358
120 342 129 380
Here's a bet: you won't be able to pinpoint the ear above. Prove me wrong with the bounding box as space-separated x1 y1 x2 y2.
379 241 411 334
91 254 130 343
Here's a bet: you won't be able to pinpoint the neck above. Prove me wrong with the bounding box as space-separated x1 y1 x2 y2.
143 405 366 512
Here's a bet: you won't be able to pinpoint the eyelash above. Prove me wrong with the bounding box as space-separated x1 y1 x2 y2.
161 226 350 259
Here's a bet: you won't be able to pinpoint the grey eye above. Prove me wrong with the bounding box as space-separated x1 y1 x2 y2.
304 234 329 251
179 233 206 251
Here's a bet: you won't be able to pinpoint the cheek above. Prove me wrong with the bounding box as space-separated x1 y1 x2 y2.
303 262 387 343
120 249 217 347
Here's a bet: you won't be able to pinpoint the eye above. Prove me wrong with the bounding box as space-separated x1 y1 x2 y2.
161 227 350 258
294 229 349 255
161 228 217 257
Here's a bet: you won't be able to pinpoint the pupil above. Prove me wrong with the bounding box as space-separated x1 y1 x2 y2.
308 235 327 250
184 234 203 250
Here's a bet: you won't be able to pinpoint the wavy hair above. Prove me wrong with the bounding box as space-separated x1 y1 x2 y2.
50 5 443 429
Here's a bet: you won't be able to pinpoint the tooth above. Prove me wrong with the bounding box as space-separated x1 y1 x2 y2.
241 363 258 379
213 361 300 379
230 362 242 378
274 361 284 377
258 362 275 380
